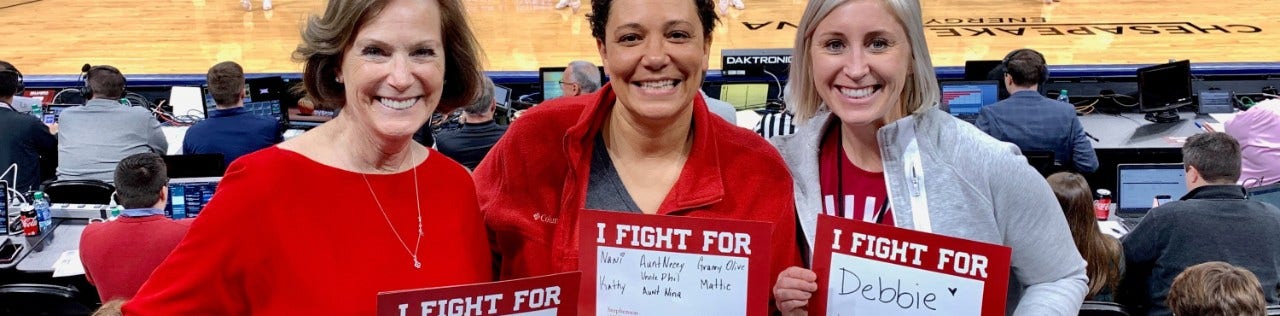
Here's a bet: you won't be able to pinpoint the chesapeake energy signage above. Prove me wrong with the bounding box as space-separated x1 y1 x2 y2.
739 17 1263 36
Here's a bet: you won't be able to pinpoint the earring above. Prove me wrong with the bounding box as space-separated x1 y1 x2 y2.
335 77 343 83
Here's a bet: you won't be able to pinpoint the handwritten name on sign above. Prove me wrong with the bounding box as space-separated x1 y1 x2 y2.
376 272 580 316
809 215 1011 316
577 210 773 316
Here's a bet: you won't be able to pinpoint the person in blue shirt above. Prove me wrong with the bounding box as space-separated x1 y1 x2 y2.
976 49 1098 173
183 61 282 167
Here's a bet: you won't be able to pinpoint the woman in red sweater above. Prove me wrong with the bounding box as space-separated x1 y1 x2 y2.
117 0 492 314
474 0 800 302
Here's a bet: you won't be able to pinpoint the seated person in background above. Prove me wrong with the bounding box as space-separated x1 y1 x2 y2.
1167 261 1268 316
57 65 167 182
1225 98 1280 188
0 65 56 193
435 77 507 169
559 60 602 98
1119 132 1280 316
754 100 794 139
183 61 282 167
976 48 1098 173
79 152 193 302
1047 172 1123 302
0 61 41 114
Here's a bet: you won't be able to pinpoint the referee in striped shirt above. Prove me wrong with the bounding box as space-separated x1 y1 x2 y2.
754 101 796 139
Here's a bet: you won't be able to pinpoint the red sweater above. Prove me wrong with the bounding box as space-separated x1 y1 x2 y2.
124 147 492 314
80 215 193 302
475 84 801 286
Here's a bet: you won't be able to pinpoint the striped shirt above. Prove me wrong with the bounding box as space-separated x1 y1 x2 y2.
754 110 796 139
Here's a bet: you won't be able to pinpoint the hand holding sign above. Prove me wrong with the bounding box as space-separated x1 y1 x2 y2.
810 215 1011 316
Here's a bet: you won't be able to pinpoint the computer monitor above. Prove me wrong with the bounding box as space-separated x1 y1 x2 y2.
284 81 336 129
494 84 512 109
165 177 220 219
719 83 771 110
1115 163 1188 216
940 80 1000 122
539 67 567 101
964 60 1003 81
1137 60 1192 123
1248 184 1280 209
202 76 287 123
46 104 74 123
170 86 206 118
163 154 225 179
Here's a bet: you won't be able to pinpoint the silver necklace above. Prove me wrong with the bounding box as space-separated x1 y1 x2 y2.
360 153 424 269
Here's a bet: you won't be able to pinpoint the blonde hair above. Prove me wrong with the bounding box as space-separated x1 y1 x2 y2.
1168 261 1267 316
292 0 485 113
786 0 939 123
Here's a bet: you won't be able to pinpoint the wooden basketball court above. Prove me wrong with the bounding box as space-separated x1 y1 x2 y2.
1 0 1275 75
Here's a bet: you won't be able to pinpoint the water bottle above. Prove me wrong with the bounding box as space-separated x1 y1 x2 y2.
33 192 52 231
31 104 42 119
1056 89 1070 103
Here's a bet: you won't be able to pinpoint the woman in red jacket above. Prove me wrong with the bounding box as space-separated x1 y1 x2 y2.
115 0 492 314
474 0 800 299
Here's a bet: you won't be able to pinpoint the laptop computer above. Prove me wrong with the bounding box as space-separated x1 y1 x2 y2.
165 177 221 220
1115 163 1188 229
1247 183 1280 209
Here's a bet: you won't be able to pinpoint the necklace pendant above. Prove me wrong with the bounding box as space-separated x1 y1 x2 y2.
413 257 421 269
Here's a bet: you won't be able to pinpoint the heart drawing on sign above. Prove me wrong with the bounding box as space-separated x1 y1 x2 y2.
948 288 957 296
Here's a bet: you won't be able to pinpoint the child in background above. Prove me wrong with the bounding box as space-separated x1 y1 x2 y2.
1168 261 1267 316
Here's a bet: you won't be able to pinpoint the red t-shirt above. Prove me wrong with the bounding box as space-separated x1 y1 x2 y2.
123 147 492 315
80 215 194 302
819 126 895 226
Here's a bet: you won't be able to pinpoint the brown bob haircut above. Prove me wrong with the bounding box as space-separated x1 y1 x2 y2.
292 0 485 113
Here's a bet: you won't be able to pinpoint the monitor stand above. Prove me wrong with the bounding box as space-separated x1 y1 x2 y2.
1144 109 1182 124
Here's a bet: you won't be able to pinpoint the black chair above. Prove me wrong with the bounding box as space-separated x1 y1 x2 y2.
162 153 226 178
1022 150 1061 177
0 283 92 316
40 180 115 205
1248 182 1280 209
1080 301 1129 316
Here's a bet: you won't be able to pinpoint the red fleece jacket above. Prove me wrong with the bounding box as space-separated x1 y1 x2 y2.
475 83 801 292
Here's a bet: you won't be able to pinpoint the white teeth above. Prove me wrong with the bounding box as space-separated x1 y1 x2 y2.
378 97 418 110
639 80 676 89
839 87 875 98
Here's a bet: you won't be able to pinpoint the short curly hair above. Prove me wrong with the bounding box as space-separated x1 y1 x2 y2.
292 0 485 114
588 0 719 43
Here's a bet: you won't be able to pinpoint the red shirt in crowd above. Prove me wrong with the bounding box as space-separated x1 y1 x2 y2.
123 147 492 314
80 215 193 302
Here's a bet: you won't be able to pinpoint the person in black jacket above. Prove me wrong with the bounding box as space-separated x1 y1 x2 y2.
434 77 506 169
1120 132 1280 316
0 64 56 193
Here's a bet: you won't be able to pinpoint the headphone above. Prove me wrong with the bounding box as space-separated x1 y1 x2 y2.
1001 48 1051 96
82 65 127 100
0 70 21 97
